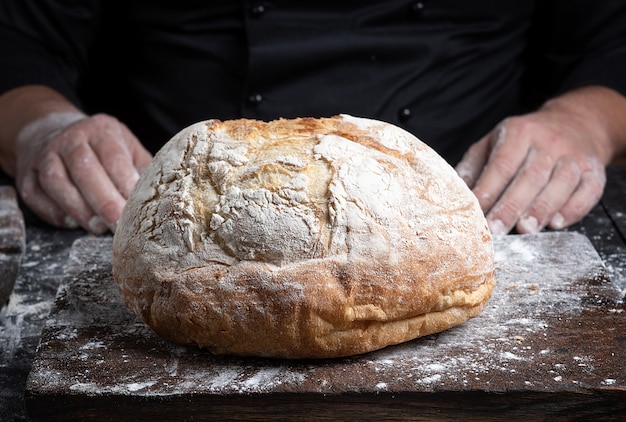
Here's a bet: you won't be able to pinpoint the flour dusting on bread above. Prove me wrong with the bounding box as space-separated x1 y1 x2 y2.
112 115 495 359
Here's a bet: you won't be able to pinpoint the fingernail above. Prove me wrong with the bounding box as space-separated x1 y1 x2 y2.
64 215 79 229
479 192 492 202
88 216 109 234
549 213 565 230
109 219 118 233
455 165 472 186
488 219 507 235
131 170 141 185
518 215 539 234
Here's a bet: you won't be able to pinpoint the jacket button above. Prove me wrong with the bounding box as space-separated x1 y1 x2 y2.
248 93 263 104
411 2 425 15
399 108 412 121
250 4 266 17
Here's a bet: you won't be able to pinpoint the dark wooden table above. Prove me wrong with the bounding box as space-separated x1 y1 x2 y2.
1 166 626 421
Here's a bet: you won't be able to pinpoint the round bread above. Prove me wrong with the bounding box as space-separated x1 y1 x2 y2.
112 114 495 359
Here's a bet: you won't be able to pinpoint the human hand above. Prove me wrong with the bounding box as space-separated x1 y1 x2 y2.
15 113 152 234
455 99 609 235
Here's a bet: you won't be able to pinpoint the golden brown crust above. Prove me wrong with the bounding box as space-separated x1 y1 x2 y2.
112 115 495 359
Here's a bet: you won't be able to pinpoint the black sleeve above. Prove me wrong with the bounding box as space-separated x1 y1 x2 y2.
0 0 104 105
524 0 626 107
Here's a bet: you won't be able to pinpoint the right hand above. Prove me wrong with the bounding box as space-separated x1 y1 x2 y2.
15 113 153 234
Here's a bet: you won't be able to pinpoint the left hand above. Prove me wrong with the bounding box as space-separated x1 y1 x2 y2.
455 88 617 235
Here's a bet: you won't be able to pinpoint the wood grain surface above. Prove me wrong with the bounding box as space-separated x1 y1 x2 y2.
25 232 626 421
0 186 25 306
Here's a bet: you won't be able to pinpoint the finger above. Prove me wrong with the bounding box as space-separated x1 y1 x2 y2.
485 147 553 235
37 152 109 233
61 140 127 232
547 166 606 230
92 131 143 199
18 167 80 230
455 135 490 188
122 123 153 173
133 145 153 175
89 116 152 198
471 122 530 213
515 157 581 233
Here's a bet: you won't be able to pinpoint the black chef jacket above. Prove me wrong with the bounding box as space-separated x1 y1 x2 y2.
1 0 626 164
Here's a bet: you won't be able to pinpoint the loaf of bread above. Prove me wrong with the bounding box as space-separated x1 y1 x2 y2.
112 115 495 359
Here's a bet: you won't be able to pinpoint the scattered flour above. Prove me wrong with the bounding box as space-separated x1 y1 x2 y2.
26 232 623 398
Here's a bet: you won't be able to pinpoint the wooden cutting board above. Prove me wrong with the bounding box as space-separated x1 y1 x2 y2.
25 233 626 421
0 186 25 307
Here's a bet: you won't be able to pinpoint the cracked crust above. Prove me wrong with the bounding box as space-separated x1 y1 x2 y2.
112 115 495 358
